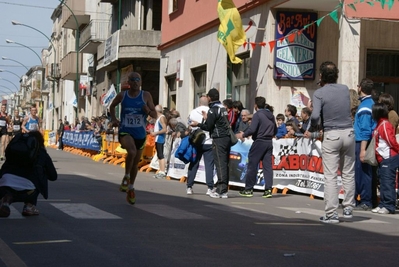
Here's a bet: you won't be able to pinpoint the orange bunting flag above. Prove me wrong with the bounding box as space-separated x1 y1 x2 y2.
268 40 275 53
250 42 256 50
288 34 296 43
259 42 266 47
243 41 247 49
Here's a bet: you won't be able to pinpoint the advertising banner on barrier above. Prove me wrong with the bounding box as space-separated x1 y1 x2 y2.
165 137 343 199
62 130 101 151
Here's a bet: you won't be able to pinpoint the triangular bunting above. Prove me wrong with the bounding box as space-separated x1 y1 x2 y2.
259 42 266 47
388 0 395 10
278 37 285 44
243 41 247 49
329 9 339 24
250 42 256 50
287 34 296 43
268 40 275 53
297 29 303 36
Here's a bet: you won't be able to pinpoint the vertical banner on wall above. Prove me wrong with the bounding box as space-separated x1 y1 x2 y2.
274 11 318 80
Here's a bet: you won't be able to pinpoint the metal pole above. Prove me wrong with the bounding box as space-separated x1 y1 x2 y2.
6 40 42 63
0 69 21 80
58 0 80 121
1 57 29 71
0 78 19 91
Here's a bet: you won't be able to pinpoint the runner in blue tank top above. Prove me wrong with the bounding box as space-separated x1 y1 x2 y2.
109 72 157 205
22 106 41 133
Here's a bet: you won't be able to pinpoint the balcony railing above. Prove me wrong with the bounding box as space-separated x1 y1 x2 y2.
79 20 110 54
61 0 90 30
60 51 83 80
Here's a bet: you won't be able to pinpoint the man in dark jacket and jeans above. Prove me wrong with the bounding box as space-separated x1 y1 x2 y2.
191 88 231 198
237 96 277 198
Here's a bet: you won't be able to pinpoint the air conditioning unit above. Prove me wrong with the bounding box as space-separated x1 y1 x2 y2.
50 63 61 79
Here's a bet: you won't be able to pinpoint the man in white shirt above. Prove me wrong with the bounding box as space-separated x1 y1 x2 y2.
186 96 215 195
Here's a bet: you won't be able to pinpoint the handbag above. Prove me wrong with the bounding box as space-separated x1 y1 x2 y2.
364 135 378 166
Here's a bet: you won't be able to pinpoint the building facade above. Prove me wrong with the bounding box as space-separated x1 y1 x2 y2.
158 0 399 120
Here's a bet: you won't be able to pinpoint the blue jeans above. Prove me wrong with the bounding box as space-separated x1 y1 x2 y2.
378 155 399 213
187 144 214 189
355 141 373 207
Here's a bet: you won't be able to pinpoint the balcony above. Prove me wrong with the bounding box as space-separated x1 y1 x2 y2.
97 30 161 71
61 0 90 30
79 20 110 54
60 51 84 81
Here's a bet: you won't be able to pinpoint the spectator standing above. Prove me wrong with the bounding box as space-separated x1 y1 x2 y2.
378 93 399 133
309 61 355 224
275 113 287 139
371 103 399 214
109 71 157 204
57 119 64 150
353 78 376 210
285 104 300 127
191 88 231 198
151 105 168 179
186 96 215 195
223 99 238 130
237 96 277 198
236 109 251 133
233 100 244 133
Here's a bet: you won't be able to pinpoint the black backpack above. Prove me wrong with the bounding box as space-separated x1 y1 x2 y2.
5 133 40 166
189 128 206 148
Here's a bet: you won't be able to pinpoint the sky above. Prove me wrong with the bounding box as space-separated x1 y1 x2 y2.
0 0 60 96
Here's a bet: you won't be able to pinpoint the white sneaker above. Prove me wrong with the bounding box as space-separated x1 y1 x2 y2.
209 192 228 199
371 207 381 213
206 188 216 195
187 187 193 195
377 207 391 214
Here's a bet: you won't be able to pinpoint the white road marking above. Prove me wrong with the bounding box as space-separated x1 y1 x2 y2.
0 238 27 267
136 204 209 219
13 240 72 245
50 203 121 219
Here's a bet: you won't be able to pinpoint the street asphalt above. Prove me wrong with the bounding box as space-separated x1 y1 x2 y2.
0 148 398 267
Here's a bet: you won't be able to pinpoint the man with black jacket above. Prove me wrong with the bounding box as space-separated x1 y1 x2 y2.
57 119 64 150
237 96 277 198
191 88 231 198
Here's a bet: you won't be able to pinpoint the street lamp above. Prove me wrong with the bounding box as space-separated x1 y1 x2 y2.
1 57 29 71
0 69 21 80
58 0 80 120
11 20 58 130
0 77 19 91
5 39 42 64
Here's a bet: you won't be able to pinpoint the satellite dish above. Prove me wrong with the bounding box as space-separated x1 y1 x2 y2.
242 18 257 39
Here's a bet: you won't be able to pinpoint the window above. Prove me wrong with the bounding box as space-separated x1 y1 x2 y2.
167 75 177 110
231 53 250 108
366 49 399 81
168 0 178 14
192 66 207 107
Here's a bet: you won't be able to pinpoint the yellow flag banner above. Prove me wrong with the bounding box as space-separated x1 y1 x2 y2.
217 0 246 64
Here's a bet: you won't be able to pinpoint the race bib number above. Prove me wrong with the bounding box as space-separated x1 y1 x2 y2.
124 114 142 128
29 123 39 131
13 125 20 131
0 120 5 127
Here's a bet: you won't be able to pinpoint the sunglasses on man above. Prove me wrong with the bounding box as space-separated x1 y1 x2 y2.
129 77 141 82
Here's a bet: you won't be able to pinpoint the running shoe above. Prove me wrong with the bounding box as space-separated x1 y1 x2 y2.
239 189 253 197
120 176 129 192
319 212 339 224
262 189 272 198
187 187 193 195
126 189 136 205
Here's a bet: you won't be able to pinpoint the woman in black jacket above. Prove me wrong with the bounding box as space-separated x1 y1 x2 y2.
0 131 57 217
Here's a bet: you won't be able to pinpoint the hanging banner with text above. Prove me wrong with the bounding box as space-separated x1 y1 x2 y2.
274 11 318 80
164 137 343 199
